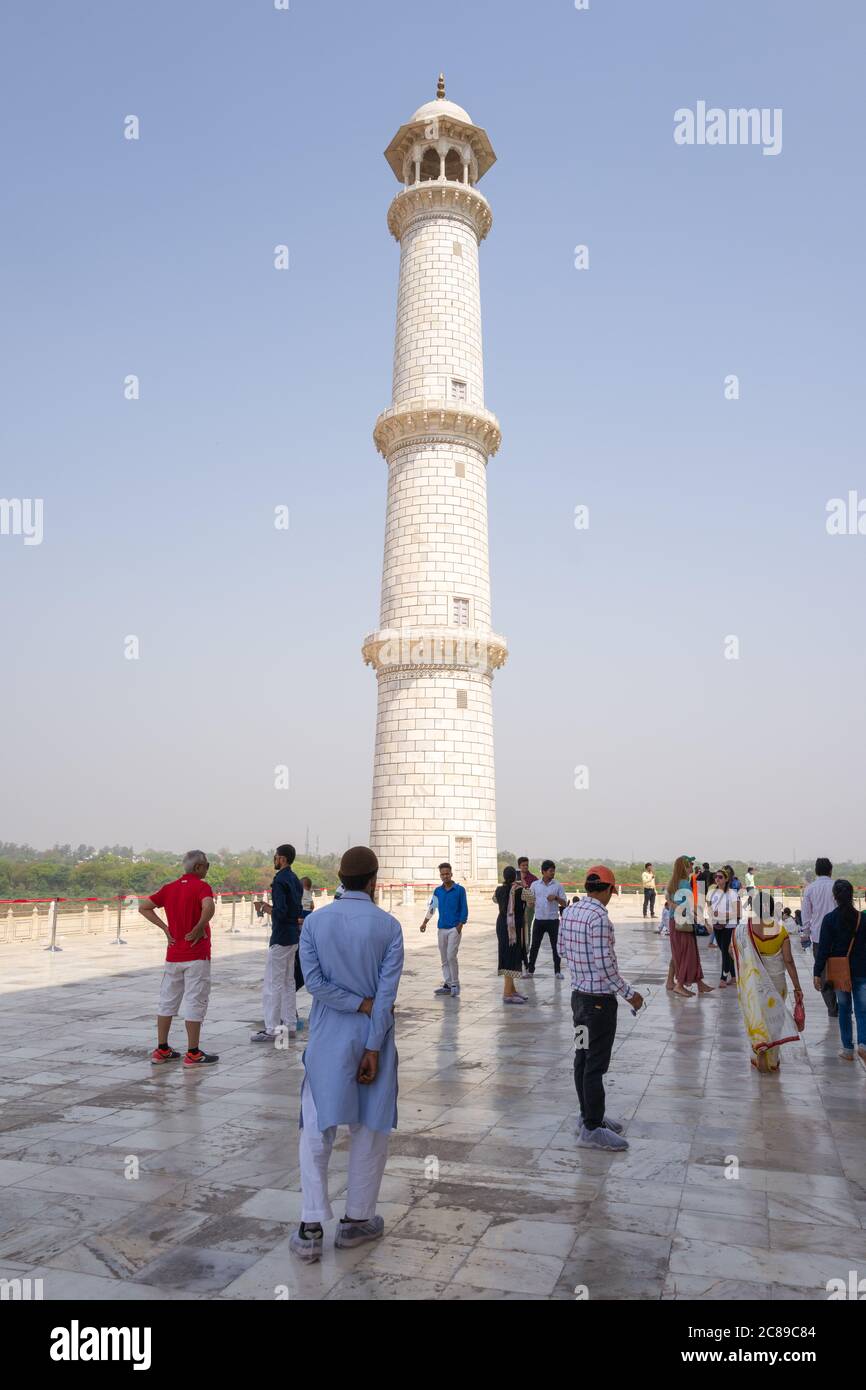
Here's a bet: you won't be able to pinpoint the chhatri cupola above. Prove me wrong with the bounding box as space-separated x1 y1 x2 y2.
384 73 496 188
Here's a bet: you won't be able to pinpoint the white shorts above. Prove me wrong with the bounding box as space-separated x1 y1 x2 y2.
158 959 211 1022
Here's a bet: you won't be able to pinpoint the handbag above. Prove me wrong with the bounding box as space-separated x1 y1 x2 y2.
672 896 696 932
825 911 861 993
793 996 806 1031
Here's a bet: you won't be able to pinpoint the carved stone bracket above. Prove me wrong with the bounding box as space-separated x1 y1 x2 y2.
373 400 502 459
387 182 493 243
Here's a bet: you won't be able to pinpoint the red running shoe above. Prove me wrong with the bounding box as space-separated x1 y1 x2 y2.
151 1046 182 1065
183 1049 219 1067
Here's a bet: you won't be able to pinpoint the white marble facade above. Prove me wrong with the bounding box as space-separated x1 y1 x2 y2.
364 79 506 888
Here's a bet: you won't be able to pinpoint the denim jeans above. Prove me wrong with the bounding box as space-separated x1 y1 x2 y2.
835 977 866 1051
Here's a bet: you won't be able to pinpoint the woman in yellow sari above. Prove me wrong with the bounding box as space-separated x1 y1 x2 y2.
733 890 804 1072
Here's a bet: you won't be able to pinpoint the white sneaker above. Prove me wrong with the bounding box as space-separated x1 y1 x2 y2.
555 971 565 980
250 1029 276 1043
450 984 461 997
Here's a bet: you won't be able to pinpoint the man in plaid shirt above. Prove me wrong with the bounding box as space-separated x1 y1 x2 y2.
558 865 643 1151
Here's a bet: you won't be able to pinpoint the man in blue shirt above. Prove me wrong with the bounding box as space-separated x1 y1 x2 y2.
250 843 304 1043
419 862 468 997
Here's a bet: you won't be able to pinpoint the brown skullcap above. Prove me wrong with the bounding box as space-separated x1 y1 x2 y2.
339 845 379 879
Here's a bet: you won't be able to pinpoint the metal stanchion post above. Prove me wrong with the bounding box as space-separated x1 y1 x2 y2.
228 895 241 934
111 895 127 946
44 898 62 952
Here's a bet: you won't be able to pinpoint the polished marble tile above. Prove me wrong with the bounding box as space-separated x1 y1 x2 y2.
479 1217 577 1258
325 1270 448 1300
1 899 860 1300
451 1246 564 1295
391 1204 493 1245
128 1243 261 1293
365 1235 473 1281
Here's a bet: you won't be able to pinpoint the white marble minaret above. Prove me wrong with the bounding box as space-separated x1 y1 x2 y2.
363 76 507 890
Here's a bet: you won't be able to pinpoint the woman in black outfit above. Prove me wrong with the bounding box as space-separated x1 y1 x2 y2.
494 865 527 1005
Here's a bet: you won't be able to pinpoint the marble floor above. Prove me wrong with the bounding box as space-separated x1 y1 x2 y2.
0 897 864 1301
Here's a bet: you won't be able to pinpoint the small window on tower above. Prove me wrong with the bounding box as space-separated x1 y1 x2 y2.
452 597 470 627
454 836 473 880
454 461 465 478
456 690 468 709
452 241 462 257
450 378 467 402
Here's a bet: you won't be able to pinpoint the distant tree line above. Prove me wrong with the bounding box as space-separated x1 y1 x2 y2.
0 844 339 899
3 843 864 901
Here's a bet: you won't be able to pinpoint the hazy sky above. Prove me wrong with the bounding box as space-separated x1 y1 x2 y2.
2 1 864 864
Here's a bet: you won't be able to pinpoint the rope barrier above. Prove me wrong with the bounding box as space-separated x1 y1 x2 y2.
4 881 860 906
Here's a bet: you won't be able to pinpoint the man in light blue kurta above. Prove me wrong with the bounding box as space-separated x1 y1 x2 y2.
290 845 404 1262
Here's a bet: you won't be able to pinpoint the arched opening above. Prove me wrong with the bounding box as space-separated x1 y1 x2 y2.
419 146 440 181
443 148 463 182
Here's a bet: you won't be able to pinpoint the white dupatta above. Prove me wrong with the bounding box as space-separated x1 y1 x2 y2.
732 920 799 1056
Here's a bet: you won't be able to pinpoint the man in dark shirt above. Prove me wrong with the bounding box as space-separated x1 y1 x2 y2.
251 843 304 1043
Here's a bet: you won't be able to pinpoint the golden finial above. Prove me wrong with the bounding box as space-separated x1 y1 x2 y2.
437 73 445 100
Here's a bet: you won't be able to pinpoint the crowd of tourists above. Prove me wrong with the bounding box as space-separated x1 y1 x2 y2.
134 845 864 1264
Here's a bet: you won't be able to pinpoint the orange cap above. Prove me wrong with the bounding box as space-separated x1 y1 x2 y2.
585 864 616 889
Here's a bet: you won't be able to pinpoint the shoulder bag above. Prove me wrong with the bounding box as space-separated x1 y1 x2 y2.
826 911 862 993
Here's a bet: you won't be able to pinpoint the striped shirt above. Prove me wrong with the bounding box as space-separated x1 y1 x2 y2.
558 896 635 1000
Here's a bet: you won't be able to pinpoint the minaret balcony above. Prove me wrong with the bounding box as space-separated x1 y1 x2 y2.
387 181 493 243
373 399 501 460
362 626 508 677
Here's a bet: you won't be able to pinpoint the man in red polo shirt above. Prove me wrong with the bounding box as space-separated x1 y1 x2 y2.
138 850 218 1067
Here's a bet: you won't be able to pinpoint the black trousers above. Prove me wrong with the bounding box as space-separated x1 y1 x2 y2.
643 888 656 917
529 920 561 973
715 925 734 980
813 942 838 1017
572 992 618 1130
